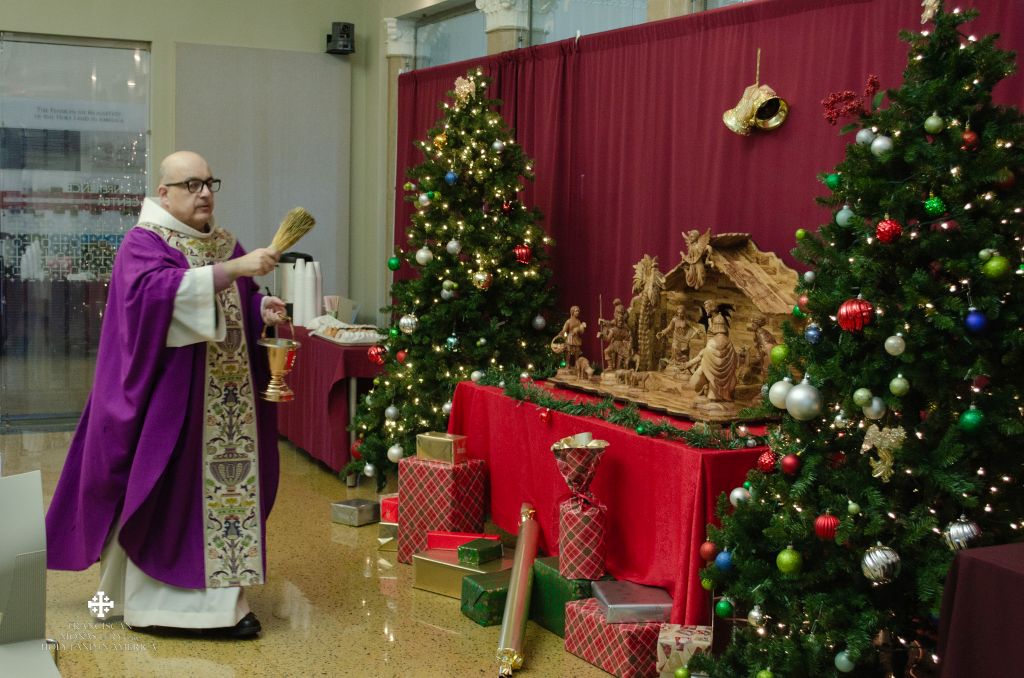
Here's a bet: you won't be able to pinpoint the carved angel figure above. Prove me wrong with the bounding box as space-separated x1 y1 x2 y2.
680 229 712 290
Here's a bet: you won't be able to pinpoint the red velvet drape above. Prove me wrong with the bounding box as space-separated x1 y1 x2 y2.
395 0 1024 359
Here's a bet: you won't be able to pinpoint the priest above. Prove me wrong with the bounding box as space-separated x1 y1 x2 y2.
46 151 286 639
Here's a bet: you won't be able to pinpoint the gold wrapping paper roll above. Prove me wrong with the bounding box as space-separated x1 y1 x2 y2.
496 503 540 676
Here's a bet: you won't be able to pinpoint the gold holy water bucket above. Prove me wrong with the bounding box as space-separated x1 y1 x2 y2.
258 319 300 402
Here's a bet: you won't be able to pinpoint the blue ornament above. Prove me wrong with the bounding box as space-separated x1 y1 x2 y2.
714 550 733 572
446 334 459 350
964 308 988 334
804 322 823 344
444 171 457 186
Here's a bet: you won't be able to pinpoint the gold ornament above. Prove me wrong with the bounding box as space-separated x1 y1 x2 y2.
433 133 447 149
861 424 906 483
921 0 940 24
472 269 493 290
453 76 475 105
723 49 788 136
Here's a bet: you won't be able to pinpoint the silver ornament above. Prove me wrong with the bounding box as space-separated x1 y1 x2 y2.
470 370 484 382
398 313 419 334
745 438 758 448
446 239 462 255
384 405 400 420
441 288 455 300
884 334 905 356
835 205 856 227
442 400 453 416
803 270 816 284
747 604 766 627
835 650 856 673
870 134 894 157
415 246 434 266
863 396 887 420
861 543 901 584
531 314 547 331
520 371 530 380
387 443 405 463
729 486 751 507
855 127 876 145
492 139 505 152
362 462 377 478
786 376 823 421
498 380 505 388
417 193 431 206
768 377 794 409
834 412 850 429
943 514 981 551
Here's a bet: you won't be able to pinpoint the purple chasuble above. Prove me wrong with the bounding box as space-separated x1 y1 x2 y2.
45 225 279 589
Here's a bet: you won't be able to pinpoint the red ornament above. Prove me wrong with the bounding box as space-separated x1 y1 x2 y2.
994 167 1016 191
699 541 719 562
367 345 387 365
961 129 979 151
501 200 514 214
538 407 551 423
396 349 408 364
780 454 801 475
756 450 778 473
797 294 811 313
875 218 903 243
513 243 532 264
350 438 363 461
814 513 840 540
837 297 874 332
829 451 847 468
972 374 990 391
928 260 944 278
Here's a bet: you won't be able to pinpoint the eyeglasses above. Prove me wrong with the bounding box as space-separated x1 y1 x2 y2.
164 178 222 193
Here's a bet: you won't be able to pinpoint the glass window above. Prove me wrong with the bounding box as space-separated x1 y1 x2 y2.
415 8 487 69
530 0 648 46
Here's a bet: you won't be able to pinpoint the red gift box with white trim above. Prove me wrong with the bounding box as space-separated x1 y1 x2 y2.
396 457 486 563
565 598 661 678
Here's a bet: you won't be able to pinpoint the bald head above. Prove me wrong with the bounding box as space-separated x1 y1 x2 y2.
157 151 216 231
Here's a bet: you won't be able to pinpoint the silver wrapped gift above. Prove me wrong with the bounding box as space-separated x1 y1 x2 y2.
592 580 673 623
330 498 380 526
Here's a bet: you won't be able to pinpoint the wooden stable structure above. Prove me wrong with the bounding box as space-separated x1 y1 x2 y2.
551 230 799 422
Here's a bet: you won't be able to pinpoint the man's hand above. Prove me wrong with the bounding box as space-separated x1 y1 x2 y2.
225 248 280 279
262 296 287 326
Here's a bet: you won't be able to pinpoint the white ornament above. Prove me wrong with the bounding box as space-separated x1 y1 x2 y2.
863 396 887 419
415 246 434 266
855 127 877 145
385 405 400 421
470 370 484 382
803 270 816 284
362 462 377 477
835 205 856 227
884 334 905 356
417 193 431 206
786 376 823 421
441 289 455 300
729 487 751 507
387 444 405 463
531 315 547 331
398 313 419 334
442 400 453 416
520 372 530 380
492 140 505 152
446 239 462 255
498 380 505 388
870 134 894 157
768 377 794 409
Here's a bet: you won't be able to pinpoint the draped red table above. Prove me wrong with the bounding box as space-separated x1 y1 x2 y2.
276 326 381 471
938 542 1024 677
447 380 762 625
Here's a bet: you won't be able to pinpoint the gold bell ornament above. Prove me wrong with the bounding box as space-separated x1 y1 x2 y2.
722 49 789 136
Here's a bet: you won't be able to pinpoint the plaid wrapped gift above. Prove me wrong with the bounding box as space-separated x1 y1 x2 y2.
565 598 661 678
397 457 486 563
656 624 712 677
553 434 609 579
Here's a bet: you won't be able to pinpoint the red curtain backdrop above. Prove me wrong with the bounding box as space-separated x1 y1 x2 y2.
396 0 1023 359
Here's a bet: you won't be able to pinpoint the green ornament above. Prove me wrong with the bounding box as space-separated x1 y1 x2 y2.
982 255 1010 279
795 228 808 241
776 545 802 574
958 406 984 432
674 668 691 678
402 181 416 191
889 375 910 396
429 191 439 199
792 305 806 319
924 195 946 215
743 480 752 490
978 248 994 261
853 388 873 407
387 255 401 271
388 327 400 340
636 424 647 435
756 671 774 678
847 500 861 515
700 577 714 591
770 344 790 365
714 597 734 618
923 114 945 134
559 360 567 368
825 173 841 190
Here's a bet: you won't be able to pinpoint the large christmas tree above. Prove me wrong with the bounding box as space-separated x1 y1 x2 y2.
349 70 557 486
693 4 1023 676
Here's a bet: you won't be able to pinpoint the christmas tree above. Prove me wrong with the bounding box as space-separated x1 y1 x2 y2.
692 4 1023 676
349 70 557 485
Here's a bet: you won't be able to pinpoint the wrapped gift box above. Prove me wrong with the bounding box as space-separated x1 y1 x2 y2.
378 522 398 551
416 431 468 465
380 493 399 523
330 498 380 526
457 537 503 565
460 569 512 626
530 555 609 637
397 457 487 563
656 624 712 677
565 598 660 678
593 580 673 624
426 530 499 550
412 548 513 598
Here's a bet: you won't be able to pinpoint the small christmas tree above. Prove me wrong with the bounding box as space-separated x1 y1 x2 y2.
349 70 557 485
693 4 1023 676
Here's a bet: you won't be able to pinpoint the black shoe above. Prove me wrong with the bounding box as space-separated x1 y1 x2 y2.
132 612 261 640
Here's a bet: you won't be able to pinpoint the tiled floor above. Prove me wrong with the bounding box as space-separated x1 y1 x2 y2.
1 431 609 678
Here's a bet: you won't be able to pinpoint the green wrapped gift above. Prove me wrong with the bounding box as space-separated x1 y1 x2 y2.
457 537 503 565
460 569 512 627
529 556 612 637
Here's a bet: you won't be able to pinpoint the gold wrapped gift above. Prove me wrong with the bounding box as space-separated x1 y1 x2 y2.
378 522 398 551
413 548 513 599
416 431 468 465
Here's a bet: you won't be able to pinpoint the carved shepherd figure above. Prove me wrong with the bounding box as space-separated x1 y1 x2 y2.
684 299 738 401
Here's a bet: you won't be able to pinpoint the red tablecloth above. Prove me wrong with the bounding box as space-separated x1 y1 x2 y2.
938 542 1024 677
447 380 762 625
276 326 381 471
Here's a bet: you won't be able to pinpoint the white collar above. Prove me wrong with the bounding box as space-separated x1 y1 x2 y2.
138 197 218 239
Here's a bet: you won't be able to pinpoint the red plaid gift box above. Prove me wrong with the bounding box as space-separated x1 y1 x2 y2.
396 457 486 563
656 624 712 677
559 495 608 579
565 598 660 678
